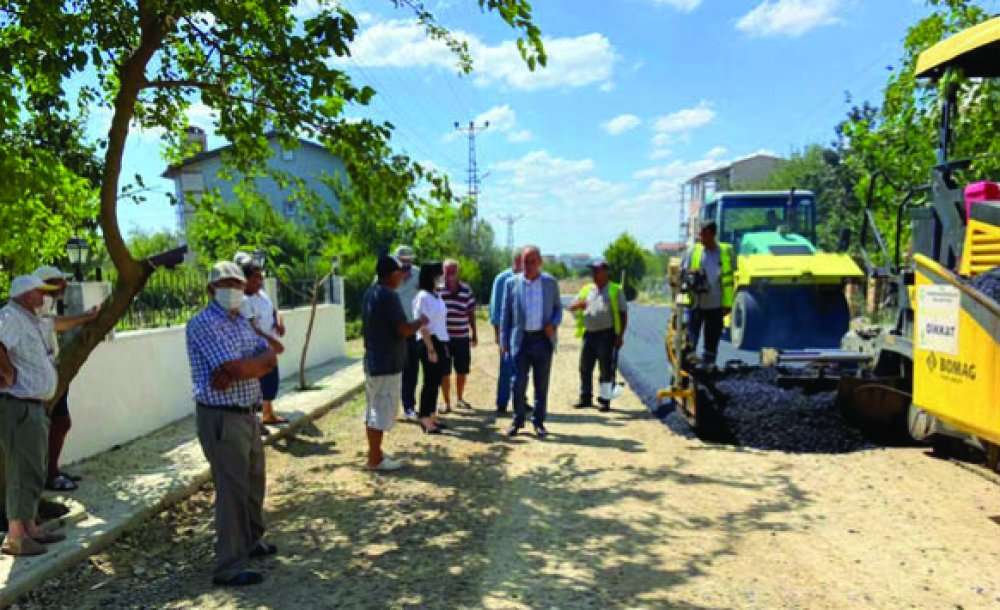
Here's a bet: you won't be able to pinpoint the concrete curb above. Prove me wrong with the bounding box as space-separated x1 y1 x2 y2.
0 362 364 609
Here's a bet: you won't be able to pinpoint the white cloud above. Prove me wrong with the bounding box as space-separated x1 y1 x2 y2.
653 100 716 133
650 148 673 160
507 129 534 143
343 19 617 91
448 104 533 143
602 114 642 136
488 150 628 214
706 145 728 159
292 0 339 19
736 0 844 38
649 0 702 12
647 100 716 155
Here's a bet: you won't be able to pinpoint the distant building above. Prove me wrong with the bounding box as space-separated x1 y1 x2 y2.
541 255 558 265
163 127 346 242
654 241 686 256
679 153 783 242
558 254 592 271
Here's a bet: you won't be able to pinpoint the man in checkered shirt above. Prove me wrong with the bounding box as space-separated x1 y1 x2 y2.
186 262 280 588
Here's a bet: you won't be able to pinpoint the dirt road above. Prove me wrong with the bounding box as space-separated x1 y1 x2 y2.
19 325 1000 609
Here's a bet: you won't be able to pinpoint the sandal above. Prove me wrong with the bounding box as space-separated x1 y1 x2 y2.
59 471 82 483
46 474 78 492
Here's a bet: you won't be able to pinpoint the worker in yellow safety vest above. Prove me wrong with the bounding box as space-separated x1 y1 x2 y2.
567 258 628 412
681 219 735 364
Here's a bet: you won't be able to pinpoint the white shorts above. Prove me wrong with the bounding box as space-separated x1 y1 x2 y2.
364 373 402 431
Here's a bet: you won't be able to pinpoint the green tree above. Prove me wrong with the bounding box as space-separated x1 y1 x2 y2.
542 261 570 279
838 0 1000 256
741 144 863 253
603 233 647 301
0 0 544 395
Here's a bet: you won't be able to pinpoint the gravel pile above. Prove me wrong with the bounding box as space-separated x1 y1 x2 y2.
708 368 874 454
970 267 1000 303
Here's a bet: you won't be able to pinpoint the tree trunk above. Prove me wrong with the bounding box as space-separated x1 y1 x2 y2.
51 10 167 405
299 272 334 390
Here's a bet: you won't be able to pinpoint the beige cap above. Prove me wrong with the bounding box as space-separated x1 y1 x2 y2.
208 261 246 284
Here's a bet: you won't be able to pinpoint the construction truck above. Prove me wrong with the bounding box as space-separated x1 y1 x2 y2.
661 16 1000 464
698 190 863 350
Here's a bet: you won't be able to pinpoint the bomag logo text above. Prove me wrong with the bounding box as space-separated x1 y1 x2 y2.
936 356 977 381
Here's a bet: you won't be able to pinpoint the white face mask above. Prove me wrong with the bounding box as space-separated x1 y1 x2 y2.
214 288 245 311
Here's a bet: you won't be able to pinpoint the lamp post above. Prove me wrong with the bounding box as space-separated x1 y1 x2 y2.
66 237 89 282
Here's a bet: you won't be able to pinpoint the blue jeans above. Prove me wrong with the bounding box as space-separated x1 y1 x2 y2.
496 352 517 411
513 333 554 427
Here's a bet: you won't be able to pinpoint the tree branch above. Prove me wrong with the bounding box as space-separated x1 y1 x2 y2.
140 78 220 90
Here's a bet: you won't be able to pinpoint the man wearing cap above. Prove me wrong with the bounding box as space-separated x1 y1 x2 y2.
0 275 66 556
362 256 427 471
682 220 735 365
392 245 422 419
33 265 100 492
235 256 288 433
186 262 279 587
567 258 628 412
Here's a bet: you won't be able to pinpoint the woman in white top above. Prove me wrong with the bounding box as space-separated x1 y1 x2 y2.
412 263 449 433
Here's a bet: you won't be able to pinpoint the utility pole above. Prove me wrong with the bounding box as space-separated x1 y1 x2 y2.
454 119 490 220
498 213 523 256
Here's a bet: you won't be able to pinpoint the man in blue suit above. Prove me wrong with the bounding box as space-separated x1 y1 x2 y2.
501 245 562 438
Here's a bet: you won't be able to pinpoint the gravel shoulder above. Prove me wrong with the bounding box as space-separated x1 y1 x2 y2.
17 324 1000 609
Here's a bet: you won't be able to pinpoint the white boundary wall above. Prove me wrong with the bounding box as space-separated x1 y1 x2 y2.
61 304 346 464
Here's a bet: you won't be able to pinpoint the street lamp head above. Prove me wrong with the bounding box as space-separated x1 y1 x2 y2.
66 237 89 266
252 249 266 269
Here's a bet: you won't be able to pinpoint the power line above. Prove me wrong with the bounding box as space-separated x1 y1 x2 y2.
453 119 490 218
498 212 523 255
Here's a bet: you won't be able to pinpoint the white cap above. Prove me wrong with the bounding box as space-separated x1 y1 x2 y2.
33 265 72 281
209 261 246 284
233 251 253 266
10 275 58 299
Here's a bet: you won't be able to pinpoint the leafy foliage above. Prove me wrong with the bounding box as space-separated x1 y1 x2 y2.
603 233 647 301
0 0 544 391
837 0 1000 252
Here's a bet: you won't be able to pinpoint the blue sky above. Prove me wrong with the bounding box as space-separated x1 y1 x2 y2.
108 0 999 256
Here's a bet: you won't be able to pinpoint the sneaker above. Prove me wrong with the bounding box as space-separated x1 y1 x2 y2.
371 457 404 472
533 423 548 439
597 399 611 413
404 409 418 421
457 399 473 410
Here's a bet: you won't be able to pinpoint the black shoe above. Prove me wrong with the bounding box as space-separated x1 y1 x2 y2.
573 399 593 409
506 424 521 437
250 542 278 559
533 424 548 439
597 399 611 413
38 499 70 522
494 409 509 418
213 571 265 587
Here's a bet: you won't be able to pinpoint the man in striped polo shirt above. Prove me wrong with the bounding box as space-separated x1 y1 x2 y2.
438 259 478 412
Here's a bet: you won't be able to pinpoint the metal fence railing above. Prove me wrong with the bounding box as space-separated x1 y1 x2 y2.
116 270 208 332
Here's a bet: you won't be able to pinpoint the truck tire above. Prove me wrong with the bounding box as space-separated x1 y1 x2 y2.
731 290 765 350
817 292 851 348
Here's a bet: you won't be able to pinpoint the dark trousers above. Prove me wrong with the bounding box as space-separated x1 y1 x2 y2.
196 407 266 580
513 333 554 427
688 308 724 364
495 352 517 412
0 397 48 522
401 337 420 412
580 329 615 405
417 337 449 418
